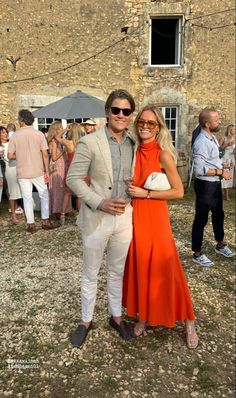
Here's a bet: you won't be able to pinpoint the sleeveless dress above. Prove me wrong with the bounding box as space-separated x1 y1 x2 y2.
122 140 195 327
65 151 75 180
49 143 72 214
221 136 235 189
2 142 22 200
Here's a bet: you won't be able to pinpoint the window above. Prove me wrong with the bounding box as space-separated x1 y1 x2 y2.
36 116 87 131
150 17 182 66
38 118 58 131
160 106 179 147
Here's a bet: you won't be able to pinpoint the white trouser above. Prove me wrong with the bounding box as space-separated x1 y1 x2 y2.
18 176 49 224
81 203 133 322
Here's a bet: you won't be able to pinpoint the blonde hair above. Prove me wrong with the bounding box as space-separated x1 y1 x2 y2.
134 105 177 162
47 121 63 143
225 124 235 137
67 122 81 148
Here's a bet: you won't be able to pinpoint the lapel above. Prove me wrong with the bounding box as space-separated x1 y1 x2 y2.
96 127 113 183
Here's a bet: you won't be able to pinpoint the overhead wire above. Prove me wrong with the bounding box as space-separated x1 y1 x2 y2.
0 7 235 85
0 21 147 85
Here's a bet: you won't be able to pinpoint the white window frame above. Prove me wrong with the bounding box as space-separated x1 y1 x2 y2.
160 106 179 147
32 108 87 131
149 16 183 67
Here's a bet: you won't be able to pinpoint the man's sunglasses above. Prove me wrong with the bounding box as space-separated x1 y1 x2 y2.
136 119 159 130
110 107 133 116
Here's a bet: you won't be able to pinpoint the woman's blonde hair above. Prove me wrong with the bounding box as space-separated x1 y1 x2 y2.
47 121 63 143
67 122 81 148
225 124 235 137
134 105 177 162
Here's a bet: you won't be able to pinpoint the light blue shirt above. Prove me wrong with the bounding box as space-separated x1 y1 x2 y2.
192 129 222 181
105 126 134 200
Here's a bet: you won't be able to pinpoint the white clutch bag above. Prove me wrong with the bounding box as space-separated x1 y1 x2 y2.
144 172 171 191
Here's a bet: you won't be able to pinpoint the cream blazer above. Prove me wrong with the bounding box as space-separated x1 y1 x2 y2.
66 126 137 235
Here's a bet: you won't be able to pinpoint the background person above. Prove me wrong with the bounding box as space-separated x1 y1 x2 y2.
81 118 96 135
7 123 16 140
191 108 234 267
0 149 3 202
8 109 58 233
40 127 49 141
56 122 82 224
47 121 72 218
122 105 198 349
0 126 22 224
219 124 235 201
0 126 8 200
67 89 136 348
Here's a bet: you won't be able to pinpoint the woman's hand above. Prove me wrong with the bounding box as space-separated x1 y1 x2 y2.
128 184 148 198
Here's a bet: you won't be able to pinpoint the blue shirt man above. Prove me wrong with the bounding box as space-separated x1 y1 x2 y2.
191 108 233 267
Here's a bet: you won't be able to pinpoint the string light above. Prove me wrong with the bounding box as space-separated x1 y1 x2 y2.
0 22 147 85
0 6 235 85
191 22 235 30
185 7 235 21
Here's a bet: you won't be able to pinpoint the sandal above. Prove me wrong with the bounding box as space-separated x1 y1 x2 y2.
12 218 20 225
134 322 146 337
186 321 199 349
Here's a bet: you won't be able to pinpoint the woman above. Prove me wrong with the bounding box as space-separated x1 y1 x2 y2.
0 126 22 224
219 124 235 200
56 122 81 224
47 121 72 218
0 158 3 203
122 105 198 349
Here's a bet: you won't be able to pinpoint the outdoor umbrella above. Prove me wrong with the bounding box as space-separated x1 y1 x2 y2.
32 90 106 119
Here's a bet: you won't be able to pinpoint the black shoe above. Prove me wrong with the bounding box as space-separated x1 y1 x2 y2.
109 317 134 340
71 323 92 347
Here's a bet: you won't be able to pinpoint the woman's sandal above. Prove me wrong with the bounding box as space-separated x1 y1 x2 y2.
186 322 199 349
134 322 146 337
12 218 20 225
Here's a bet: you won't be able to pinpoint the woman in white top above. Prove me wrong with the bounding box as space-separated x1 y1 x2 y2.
219 124 235 200
0 126 22 224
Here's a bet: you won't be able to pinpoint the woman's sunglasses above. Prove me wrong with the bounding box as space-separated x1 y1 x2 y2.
136 119 159 130
110 107 133 116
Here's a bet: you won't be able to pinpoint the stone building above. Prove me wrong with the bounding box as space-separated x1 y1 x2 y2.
0 0 235 153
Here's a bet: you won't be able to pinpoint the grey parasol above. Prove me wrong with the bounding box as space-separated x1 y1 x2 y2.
32 90 106 119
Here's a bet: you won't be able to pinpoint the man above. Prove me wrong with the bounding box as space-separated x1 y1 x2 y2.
191 107 234 267
7 123 16 140
8 109 58 233
81 118 96 134
67 89 136 347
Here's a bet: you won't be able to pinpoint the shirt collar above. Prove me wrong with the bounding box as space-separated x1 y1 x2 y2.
201 128 214 141
105 125 135 143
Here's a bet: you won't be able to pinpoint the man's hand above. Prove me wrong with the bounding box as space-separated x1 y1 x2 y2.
0 177 3 187
100 198 126 215
223 170 232 180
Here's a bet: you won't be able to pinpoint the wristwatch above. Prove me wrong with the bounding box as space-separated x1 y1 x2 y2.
146 190 151 199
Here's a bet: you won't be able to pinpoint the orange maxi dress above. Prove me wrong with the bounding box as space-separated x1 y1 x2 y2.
122 140 195 327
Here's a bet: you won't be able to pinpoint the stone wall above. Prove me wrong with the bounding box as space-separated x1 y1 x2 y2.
0 0 235 152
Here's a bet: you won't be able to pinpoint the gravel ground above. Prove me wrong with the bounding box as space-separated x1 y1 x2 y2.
0 190 235 398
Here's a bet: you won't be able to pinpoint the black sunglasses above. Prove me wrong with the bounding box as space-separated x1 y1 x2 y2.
110 107 133 116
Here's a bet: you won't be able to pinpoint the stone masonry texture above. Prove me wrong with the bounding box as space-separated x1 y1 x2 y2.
0 0 235 153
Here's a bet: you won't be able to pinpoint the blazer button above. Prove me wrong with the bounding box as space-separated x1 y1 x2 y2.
108 187 112 190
